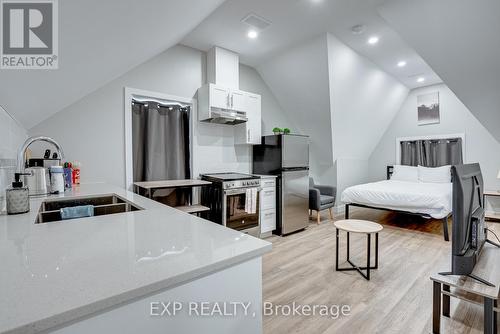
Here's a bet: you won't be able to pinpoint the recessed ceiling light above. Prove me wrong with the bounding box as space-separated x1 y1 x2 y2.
397 61 407 67
247 30 258 39
367 36 379 45
417 77 425 83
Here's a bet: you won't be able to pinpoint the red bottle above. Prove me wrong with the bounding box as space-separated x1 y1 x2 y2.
72 161 81 185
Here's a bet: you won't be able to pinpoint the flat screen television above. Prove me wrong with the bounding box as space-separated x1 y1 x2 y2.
441 163 498 286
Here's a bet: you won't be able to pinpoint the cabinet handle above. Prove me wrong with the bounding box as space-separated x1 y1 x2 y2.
231 94 234 108
227 94 230 108
264 212 274 217
264 190 274 195
247 129 250 142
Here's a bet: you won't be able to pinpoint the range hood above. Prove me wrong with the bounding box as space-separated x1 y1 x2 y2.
202 109 248 125
198 47 249 125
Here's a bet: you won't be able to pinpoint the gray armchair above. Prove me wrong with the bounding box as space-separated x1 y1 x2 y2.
309 177 336 224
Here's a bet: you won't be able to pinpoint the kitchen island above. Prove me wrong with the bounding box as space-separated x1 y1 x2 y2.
0 183 271 334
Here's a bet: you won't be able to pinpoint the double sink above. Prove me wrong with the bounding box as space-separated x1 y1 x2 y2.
35 194 143 224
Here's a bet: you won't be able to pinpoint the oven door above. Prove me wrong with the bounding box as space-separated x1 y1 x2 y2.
223 188 260 232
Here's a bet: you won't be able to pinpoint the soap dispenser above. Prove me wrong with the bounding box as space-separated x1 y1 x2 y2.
6 173 30 215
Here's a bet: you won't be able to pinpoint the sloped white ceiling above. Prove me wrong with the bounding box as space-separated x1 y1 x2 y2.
0 0 225 129
182 0 441 89
379 0 500 142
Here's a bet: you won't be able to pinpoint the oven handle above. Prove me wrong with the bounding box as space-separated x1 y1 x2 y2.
224 187 262 195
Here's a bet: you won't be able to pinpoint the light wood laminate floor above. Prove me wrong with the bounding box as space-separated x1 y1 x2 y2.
262 208 500 334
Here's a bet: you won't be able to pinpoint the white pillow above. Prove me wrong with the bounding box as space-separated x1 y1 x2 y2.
418 165 452 183
391 165 419 182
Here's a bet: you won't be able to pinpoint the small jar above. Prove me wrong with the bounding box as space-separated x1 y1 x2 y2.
49 166 65 194
6 181 30 215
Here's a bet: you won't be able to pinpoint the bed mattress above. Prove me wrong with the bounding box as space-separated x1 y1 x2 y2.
341 180 452 219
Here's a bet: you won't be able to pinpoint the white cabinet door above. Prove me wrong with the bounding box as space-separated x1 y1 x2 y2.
230 90 246 112
234 92 261 145
209 84 229 110
246 93 261 145
261 209 276 234
261 188 276 210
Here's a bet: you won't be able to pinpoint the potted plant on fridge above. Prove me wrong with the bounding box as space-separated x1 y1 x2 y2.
273 127 283 135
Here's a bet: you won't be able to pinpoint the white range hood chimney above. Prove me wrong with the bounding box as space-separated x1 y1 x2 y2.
207 46 239 89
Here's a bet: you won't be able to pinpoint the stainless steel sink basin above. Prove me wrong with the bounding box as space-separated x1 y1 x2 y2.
35 194 143 224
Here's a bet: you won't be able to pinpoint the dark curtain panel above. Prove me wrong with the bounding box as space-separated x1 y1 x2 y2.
400 138 463 167
132 101 191 182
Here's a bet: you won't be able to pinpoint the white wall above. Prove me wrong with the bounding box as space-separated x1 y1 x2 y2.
0 106 27 212
255 34 409 201
0 106 27 160
327 34 409 160
257 35 334 184
327 34 408 201
239 65 293 136
28 45 289 187
369 84 500 212
327 34 409 200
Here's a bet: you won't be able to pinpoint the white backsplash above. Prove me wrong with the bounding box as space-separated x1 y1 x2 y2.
0 106 28 213
0 161 16 214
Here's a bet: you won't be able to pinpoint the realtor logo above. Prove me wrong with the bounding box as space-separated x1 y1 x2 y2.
1 0 58 69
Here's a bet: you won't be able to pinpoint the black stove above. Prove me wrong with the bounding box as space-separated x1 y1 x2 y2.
200 172 261 237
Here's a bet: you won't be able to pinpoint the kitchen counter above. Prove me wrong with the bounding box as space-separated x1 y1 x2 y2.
0 183 271 334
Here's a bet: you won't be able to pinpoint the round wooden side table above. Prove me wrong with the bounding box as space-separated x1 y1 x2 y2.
334 219 383 280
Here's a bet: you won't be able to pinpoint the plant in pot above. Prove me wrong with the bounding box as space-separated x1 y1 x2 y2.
272 127 283 135
283 128 291 135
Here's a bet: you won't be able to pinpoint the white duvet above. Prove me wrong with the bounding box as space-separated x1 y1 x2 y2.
341 180 452 219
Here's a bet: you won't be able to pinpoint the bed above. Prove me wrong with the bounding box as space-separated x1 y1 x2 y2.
341 166 453 241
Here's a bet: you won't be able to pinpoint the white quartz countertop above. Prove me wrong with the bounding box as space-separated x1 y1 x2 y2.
0 183 271 334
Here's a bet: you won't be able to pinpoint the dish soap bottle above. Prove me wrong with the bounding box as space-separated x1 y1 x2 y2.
6 173 30 215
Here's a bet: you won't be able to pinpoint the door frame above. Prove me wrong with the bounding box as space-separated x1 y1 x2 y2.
124 87 195 191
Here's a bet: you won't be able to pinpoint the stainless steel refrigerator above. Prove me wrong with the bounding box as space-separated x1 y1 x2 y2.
253 134 309 235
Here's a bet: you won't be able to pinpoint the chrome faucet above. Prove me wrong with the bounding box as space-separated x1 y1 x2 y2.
17 136 65 172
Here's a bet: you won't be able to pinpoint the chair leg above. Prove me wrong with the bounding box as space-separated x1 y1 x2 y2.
328 207 333 220
317 211 321 224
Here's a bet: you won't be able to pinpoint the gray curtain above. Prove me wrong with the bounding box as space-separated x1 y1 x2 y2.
132 101 190 182
400 138 463 167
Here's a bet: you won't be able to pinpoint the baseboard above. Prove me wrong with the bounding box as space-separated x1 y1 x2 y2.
260 231 273 239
